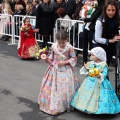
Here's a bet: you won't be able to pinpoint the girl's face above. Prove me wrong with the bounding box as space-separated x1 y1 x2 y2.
57 40 67 49
25 19 30 25
90 53 100 62
106 5 116 18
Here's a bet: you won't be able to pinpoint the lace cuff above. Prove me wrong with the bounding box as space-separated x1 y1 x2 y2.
80 66 88 75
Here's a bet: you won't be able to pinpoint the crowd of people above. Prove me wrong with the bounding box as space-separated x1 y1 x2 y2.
0 0 120 116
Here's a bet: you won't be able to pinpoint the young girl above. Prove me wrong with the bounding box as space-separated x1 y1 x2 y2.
18 17 39 58
38 30 80 115
71 47 120 114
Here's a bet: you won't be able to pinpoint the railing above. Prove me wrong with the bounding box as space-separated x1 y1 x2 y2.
54 18 84 51
0 14 13 44
0 14 85 52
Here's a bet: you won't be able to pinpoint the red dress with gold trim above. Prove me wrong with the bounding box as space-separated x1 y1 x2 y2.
18 24 39 58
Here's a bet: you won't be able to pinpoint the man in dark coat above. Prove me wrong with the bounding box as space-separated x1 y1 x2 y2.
65 0 76 19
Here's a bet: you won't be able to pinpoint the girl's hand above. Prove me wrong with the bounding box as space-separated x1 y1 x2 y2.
34 29 37 32
97 74 101 78
34 29 39 32
58 61 66 66
45 57 52 64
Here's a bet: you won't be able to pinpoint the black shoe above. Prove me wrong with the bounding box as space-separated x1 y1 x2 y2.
2 36 10 41
0 36 4 40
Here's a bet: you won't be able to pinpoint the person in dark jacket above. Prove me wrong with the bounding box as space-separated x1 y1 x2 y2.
72 0 83 20
93 0 120 66
35 0 54 49
53 0 66 23
82 0 105 64
32 0 40 16
65 0 76 19
16 0 26 15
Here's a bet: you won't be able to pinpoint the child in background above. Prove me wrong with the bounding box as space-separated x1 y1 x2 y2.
18 17 39 59
38 30 80 115
80 0 98 30
71 47 120 114
80 0 91 19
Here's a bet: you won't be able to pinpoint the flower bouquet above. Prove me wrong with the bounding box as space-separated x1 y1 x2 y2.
20 25 30 36
87 66 100 77
35 47 49 59
20 25 30 31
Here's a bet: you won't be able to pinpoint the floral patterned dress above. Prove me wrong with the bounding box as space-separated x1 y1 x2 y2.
71 61 120 114
38 42 80 115
18 24 39 58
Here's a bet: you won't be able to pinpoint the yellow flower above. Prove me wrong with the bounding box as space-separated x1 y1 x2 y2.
39 50 43 53
35 52 39 57
42 47 47 52
88 67 100 77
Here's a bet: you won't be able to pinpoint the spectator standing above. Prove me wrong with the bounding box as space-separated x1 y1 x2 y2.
26 3 33 16
57 8 72 30
93 0 120 66
53 0 66 23
32 0 40 16
16 0 26 15
14 4 24 39
72 0 83 20
65 0 76 19
0 3 13 41
35 0 54 49
82 0 105 64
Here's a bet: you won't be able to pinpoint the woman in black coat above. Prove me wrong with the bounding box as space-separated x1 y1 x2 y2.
35 0 54 49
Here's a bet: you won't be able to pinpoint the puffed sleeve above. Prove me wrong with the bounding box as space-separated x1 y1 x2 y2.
80 66 88 75
68 47 77 67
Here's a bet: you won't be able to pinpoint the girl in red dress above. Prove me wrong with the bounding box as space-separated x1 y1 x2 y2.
18 17 39 58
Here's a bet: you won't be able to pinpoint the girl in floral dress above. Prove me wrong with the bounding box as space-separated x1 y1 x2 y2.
71 47 120 114
38 30 80 115
18 17 39 58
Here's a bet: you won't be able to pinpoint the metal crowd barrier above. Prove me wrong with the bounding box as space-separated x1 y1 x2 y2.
115 41 120 99
0 14 85 51
0 14 13 45
54 18 84 51
13 15 53 45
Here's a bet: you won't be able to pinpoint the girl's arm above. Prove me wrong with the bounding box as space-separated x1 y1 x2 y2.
58 46 77 67
67 47 77 67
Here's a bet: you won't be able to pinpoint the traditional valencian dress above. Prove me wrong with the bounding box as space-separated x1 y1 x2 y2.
18 23 39 58
38 42 80 115
71 61 120 114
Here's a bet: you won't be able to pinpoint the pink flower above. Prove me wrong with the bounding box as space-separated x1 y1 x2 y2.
41 54 47 60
